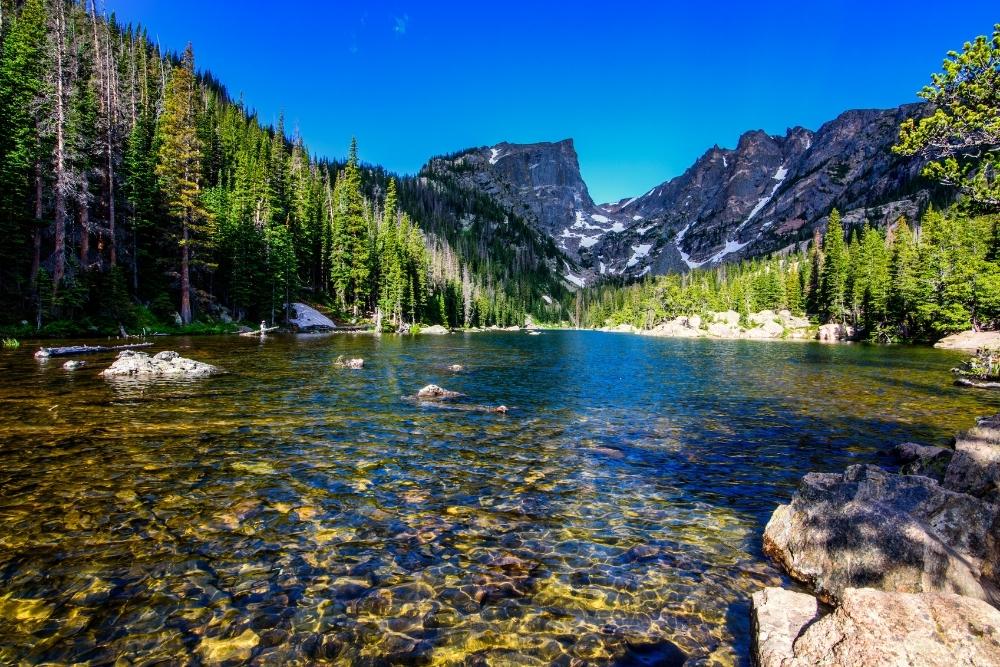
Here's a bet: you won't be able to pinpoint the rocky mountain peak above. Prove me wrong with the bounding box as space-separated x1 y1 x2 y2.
420 103 934 288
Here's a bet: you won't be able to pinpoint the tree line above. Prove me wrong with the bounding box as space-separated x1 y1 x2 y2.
0 0 544 335
581 208 1000 341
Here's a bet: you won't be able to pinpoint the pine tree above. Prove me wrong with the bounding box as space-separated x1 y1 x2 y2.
155 44 209 324
805 227 823 316
0 0 46 303
819 209 848 322
341 137 369 314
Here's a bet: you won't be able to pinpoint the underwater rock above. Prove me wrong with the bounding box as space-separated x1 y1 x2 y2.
416 384 464 400
448 364 464 372
100 350 221 378
62 360 86 370
752 586 1000 667
196 628 260 664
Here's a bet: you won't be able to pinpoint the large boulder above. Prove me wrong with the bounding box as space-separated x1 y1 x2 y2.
944 414 1000 503
935 330 1000 350
418 324 450 335
100 350 221 378
762 464 1000 606
752 586 1000 667
712 310 741 327
641 316 703 338
288 302 336 331
707 322 740 338
742 320 784 339
817 322 855 342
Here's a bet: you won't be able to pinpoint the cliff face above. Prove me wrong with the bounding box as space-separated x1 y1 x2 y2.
422 104 934 287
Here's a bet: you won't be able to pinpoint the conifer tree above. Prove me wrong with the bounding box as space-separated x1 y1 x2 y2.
819 209 848 322
156 44 209 324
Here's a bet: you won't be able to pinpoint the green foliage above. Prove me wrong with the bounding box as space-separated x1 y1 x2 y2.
584 208 1000 343
894 24 1000 212
953 347 1000 380
0 4 549 333
819 209 849 322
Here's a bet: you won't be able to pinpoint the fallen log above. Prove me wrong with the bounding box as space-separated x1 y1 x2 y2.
239 326 279 337
34 342 153 359
955 377 1000 389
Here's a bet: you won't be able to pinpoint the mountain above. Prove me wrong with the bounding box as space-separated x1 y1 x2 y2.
421 104 940 287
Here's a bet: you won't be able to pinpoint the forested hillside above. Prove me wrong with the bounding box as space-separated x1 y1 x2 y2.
0 0 568 335
582 208 1000 342
583 24 1000 342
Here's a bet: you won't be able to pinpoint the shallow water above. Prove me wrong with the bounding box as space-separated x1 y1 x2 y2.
0 331 997 665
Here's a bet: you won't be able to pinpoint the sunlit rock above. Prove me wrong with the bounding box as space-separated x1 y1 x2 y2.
100 350 221 378
416 384 464 400
752 586 1000 667
763 464 999 605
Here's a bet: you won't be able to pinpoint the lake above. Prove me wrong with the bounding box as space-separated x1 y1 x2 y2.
1 331 997 665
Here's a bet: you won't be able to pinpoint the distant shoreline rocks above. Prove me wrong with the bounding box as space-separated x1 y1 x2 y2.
598 309 816 341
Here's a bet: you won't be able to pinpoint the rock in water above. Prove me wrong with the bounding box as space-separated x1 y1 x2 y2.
100 350 221 378
448 364 464 372
762 464 1000 605
418 324 450 335
62 360 86 370
334 356 364 369
287 302 336 331
197 628 260 664
416 384 464 400
752 586 1000 667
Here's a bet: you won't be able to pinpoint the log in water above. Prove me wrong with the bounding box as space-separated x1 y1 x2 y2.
34 342 153 358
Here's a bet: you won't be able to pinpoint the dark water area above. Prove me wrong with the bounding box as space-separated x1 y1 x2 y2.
1 331 997 665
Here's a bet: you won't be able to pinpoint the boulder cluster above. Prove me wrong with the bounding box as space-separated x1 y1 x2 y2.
99 350 221 378
753 414 1000 666
602 309 813 340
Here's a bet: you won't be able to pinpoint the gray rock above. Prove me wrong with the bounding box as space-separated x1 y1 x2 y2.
334 356 364 369
416 384 464 401
100 350 221 378
421 105 933 281
753 586 1000 667
418 324 450 335
762 464 1000 606
448 364 464 372
817 322 855 342
751 587 819 667
287 302 336 331
944 415 1000 503
62 360 87 370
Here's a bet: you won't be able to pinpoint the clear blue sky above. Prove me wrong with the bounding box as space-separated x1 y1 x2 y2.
106 1 997 203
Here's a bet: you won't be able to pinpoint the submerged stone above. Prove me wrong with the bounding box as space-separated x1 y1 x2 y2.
197 628 260 664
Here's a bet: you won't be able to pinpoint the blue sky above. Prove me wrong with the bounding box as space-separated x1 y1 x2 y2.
106 1 998 203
